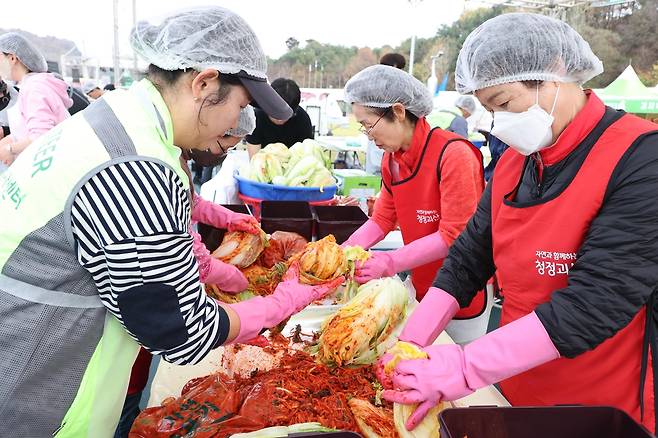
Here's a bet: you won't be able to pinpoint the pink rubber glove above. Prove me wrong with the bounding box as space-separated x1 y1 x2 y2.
191 227 248 292
383 311 560 431
354 231 449 284
375 287 459 387
192 196 259 234
341 219 386 250
227 263 344 344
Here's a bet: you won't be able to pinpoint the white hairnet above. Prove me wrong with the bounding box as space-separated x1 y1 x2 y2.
226 105 255 137
343 65 433 118
130 6 267 79
0 32 48 73
455 13 603 94
82 81 99 95
455 96 476 113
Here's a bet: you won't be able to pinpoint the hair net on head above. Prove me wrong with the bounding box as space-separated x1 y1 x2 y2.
130 6 267 79
82 81 99 95
226 105 256 137
344 65 433 118
455 13 603 94
0 32 48 73
455 96 476 113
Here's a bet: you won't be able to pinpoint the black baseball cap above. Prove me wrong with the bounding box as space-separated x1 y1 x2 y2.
236 71 293 121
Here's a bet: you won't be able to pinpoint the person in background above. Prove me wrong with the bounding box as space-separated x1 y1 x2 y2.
380 13 658 433
365 53 407 175
115 106 258 438
379 52 407 70
454 95 492 137
0 32 73 165
0 77 18 140
51 72 90 116
245 77 313 157
342 65 490 345
83 81 105 100
484 133 509 182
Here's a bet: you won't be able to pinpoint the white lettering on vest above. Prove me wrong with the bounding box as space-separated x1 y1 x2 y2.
416 209 440 224
534 249 577 277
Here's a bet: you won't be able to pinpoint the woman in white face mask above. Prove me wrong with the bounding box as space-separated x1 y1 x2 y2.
377 12 658 434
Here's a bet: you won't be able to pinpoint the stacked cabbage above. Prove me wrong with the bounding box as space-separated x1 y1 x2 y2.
242 139 335 189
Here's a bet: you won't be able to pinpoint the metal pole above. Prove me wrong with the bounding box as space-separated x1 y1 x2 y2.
113 0 121 86
408 34 416 75
407 0 422 76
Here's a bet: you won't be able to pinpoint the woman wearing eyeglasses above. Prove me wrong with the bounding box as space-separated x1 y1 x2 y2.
342 65 489 344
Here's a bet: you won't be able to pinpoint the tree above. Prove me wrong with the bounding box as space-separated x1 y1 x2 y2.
343 47 378 79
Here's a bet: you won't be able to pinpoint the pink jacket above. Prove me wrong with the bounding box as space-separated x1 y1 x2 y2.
11 73 73 141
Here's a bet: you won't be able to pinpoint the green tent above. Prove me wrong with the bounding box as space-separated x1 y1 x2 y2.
596 65 658 114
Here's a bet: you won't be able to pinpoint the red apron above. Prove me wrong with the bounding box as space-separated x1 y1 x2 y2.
382 127 486 318
491 110 657 431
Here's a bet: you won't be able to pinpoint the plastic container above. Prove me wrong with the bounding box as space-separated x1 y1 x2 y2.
313 205 369 244
438 406 653 438
260 201 315 241
334 169 381 197
239 194 334 222
235 175 337 201
197 204 250 253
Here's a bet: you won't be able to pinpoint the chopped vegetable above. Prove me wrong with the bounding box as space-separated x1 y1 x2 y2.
288 235 348 285
384 341 428 374
341 245 371 303
261 143 291 164
348 398 397 438
212 228 268 268
313 277 409 367
394 401 450 438
243 140 335 189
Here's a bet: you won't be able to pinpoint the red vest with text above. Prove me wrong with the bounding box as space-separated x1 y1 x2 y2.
491 111 657 431
382 128 486 318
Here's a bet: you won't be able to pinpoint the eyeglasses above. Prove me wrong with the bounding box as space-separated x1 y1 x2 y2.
216 139 239 156
359 108 390 137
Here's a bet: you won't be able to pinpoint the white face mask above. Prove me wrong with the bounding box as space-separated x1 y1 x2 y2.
490 84 560 156
0 56 12 81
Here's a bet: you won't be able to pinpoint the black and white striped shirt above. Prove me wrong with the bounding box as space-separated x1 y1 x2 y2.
70 160 230 365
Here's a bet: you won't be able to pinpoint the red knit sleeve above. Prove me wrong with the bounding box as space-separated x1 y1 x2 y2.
371 185 398 234
438 142 484 245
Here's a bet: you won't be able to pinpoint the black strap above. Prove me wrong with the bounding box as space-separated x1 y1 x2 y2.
639 287 658 428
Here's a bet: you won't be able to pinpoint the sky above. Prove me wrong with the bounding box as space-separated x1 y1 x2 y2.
1 0 476 65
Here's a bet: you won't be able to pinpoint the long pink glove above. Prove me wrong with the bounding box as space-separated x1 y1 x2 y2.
375 287 459 387
383 311 560 430
227 264 344 344
192 196 259 234
191 228 248 292
341 219 386 250
354 231 449 284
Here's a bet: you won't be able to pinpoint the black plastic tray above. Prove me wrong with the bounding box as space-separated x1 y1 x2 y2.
438 406 652 438
197 204 250 253
260 200 314 242
313 205 368 244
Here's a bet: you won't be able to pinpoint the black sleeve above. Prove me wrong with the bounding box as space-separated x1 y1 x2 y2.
536 133 658 358
245 109 266 145
434 179 496 307
299 107 314 140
